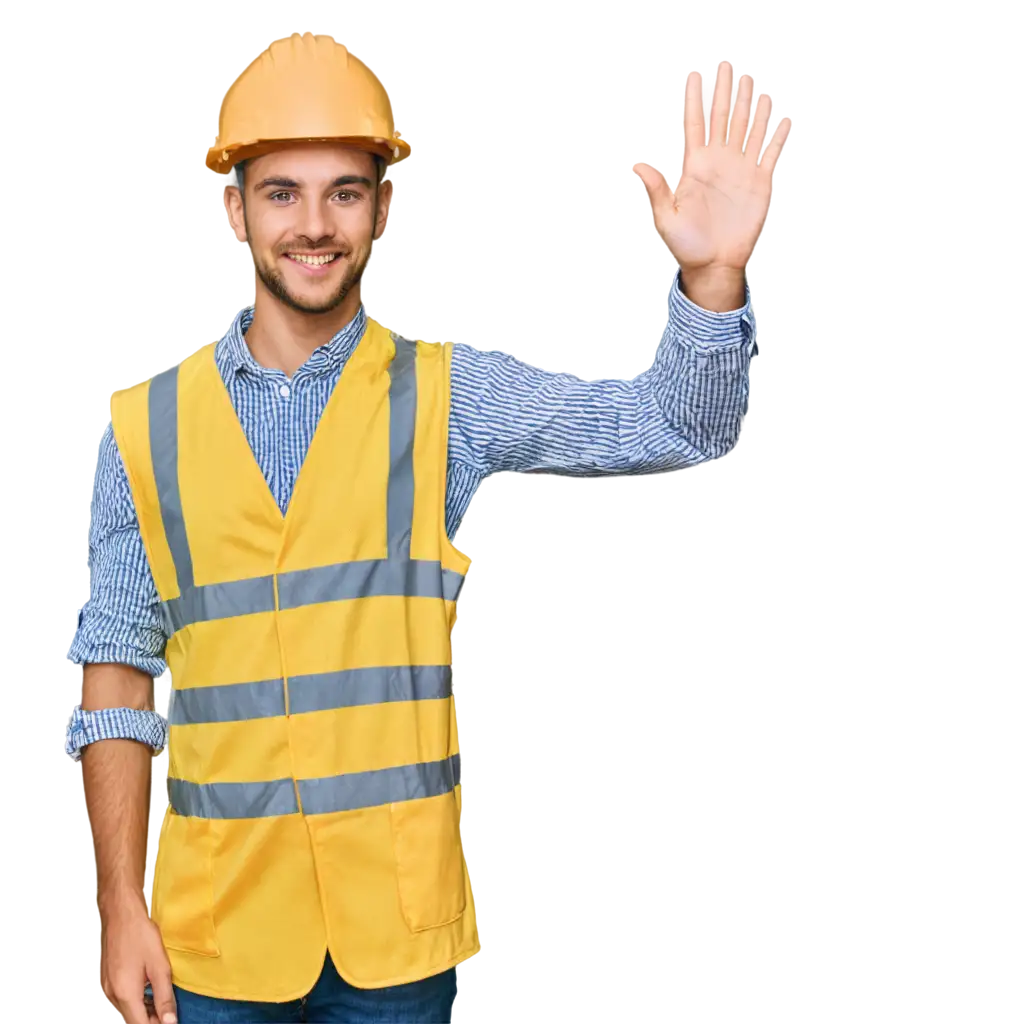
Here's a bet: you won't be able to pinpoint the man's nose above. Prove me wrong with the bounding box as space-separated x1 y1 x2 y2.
294 201 329 245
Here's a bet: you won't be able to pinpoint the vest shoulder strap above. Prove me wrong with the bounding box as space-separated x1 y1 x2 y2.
103 370 149 421
383 325 443 359
103 344 216 423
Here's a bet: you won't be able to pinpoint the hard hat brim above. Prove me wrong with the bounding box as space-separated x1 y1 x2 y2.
207 135 411 174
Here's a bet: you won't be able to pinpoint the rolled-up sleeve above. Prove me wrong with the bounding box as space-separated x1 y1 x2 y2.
65 423 169 761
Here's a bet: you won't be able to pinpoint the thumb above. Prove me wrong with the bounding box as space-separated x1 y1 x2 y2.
147 960 177 1024
632 163 673 218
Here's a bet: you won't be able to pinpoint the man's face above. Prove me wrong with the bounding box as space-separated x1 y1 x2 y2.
224 143 393 315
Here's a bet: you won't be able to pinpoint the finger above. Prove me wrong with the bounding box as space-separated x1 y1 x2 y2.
638 157 679 182
103 986 119 1014
148 963 178 1024
728 75 754 150
758 117 792 177
115 991 151 1024
632 164 674 220
709 61 733 146
744 93 772 162
684 71 706 153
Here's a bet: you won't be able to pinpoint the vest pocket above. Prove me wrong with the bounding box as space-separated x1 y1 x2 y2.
151 810 221 957
390 788 467 932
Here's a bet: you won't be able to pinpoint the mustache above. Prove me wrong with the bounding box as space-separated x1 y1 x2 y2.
275 239 348 256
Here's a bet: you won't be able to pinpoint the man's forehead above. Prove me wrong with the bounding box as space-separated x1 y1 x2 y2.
247 143 378 179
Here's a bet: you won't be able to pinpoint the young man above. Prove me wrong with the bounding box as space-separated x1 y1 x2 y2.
66 33 789 1024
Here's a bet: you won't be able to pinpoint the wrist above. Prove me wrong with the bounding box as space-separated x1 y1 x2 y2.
98 884 147 919
677 265 747 313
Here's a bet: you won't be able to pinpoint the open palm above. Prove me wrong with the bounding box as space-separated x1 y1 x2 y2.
635 62 791 273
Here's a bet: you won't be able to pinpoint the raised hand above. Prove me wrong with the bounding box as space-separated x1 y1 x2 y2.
634 62 791 278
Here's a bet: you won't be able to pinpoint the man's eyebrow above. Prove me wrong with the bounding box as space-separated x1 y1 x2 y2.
330 176 373 189
254 177 300 191
253 175 373 192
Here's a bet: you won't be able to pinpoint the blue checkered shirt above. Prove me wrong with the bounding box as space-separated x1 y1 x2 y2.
66 270 757 759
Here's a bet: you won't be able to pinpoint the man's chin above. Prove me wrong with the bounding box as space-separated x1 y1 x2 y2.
258 270 352 315
256 258 364 313
280 290 349 315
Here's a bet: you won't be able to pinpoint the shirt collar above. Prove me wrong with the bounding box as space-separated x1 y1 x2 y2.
217 304 368 379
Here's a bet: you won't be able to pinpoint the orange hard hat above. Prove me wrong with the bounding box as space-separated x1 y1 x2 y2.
206 33 410 175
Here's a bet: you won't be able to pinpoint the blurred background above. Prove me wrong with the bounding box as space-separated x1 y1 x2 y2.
2 0 1020 1020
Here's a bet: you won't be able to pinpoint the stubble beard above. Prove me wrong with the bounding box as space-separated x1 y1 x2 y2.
252 244 372 316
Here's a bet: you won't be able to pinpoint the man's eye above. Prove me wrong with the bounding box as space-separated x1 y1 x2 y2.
334 191 357 202
269 191 294 202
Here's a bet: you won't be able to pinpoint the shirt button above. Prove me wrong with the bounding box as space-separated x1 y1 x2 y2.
279 384 291 398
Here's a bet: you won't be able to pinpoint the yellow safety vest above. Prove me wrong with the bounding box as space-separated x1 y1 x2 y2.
110 317 479 1001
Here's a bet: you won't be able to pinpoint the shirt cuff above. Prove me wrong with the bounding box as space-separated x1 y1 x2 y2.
668 268 759 357
65 705 168 763
66 636 168 680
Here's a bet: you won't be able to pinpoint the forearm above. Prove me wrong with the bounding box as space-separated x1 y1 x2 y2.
80 663 155 913
652 268 757 459
447 270 757 478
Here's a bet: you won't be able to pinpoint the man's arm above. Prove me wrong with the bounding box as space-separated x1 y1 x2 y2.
81 665 155 909
443 63 787 540
71 425 165 899
444 269 756 533
69 425 177 1023
67 423 170 762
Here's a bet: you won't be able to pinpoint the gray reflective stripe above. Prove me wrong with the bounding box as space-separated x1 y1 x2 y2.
169 678 286 725
160 559 461 634
168 754 460 819
299 754 461 816
168 665 451 724
387 335 417 561
441 568 465 602
149 366 193 591
288 665 452 715
158 575 277 635
168 776 299 819
278 558 446 609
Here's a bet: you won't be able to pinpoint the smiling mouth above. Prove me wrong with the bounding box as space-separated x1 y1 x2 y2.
285 252 340 266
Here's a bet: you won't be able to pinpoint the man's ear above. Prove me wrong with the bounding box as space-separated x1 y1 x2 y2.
373 178 394 241
224 185 248 242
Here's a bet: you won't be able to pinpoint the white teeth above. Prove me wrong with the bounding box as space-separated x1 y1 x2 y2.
289 253 337 265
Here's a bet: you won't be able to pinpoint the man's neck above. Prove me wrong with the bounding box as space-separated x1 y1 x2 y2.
244 282 363 377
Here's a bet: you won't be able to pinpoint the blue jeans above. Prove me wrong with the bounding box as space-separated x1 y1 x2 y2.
169 954 457 1023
